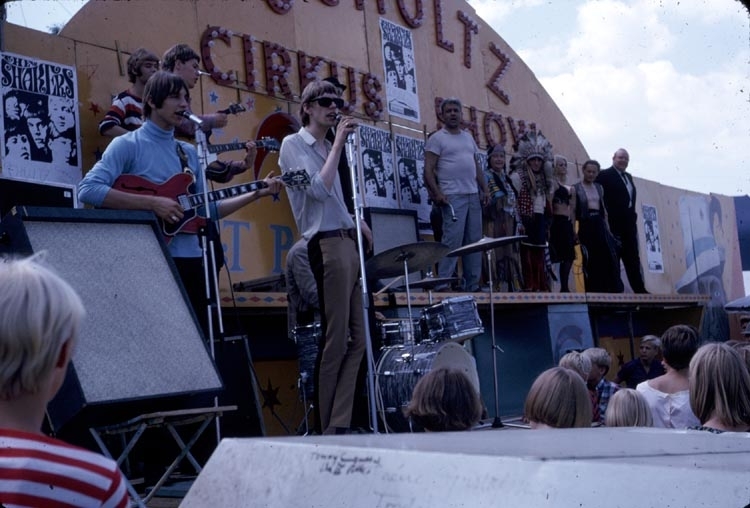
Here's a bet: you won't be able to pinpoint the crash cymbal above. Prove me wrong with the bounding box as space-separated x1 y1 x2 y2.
447 235 527 257
366 241 450 279
409 276 460 290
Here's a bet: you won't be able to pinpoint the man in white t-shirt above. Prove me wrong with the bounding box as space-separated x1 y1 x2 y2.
424 98 489 291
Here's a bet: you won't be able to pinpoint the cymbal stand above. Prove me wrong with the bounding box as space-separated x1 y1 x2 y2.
397 253 418 348
345 131 379 433
295 372 314 435
484 248 505 428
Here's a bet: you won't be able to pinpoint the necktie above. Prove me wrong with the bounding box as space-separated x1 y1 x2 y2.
621 171 632 208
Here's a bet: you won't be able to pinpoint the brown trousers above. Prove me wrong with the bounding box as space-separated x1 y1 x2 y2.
308 232 367 433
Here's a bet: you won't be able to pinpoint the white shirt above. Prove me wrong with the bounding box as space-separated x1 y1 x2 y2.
278 127 354 240
636 381 700 429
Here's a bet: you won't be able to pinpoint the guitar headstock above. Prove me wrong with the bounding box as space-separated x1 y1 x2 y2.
282 169 311 189
220 103 247 116
256 137 280 152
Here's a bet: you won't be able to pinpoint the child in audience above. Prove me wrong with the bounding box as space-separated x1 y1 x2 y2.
404 368 482 432
525 367 591 429
0 255 128 507
605 388 653 427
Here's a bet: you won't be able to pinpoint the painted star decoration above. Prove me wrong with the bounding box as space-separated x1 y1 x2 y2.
244 96 255 111
261 377 282 411
89 101 101 115
209 90 219 104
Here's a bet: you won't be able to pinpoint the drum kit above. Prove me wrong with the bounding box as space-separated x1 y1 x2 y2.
291 234 525 433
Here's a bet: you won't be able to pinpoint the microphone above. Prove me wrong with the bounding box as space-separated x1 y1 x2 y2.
448 203 458 222
197 70 211 77
179 110 204 126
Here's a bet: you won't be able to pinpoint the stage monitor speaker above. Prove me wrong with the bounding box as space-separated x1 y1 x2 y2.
363 207 421 286
0 176 76 218
0 207 222 431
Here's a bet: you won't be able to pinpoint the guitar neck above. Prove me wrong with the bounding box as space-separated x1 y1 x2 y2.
207 142 245 155
188 180 268 209
207 139 276 155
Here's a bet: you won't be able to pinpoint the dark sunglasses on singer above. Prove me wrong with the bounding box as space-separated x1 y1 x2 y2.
311 97 345 108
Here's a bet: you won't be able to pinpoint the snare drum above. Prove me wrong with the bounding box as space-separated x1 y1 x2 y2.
293 322 321 400
380 319 422 348
420 295 484 343
376 342 480 432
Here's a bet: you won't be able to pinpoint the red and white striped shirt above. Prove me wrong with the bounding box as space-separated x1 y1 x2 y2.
0 428 128 508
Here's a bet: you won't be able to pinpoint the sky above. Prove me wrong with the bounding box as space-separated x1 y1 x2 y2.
466 0 750 197
5 0 750 197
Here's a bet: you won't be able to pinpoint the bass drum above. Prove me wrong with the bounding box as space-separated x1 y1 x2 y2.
376 342 480 432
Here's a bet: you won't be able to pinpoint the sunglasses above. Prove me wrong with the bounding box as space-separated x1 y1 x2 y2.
310 97 345 109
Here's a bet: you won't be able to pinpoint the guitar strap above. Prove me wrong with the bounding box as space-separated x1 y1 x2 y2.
175 143 194 176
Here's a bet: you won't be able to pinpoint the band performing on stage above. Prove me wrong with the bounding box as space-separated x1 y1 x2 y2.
2 3 746 506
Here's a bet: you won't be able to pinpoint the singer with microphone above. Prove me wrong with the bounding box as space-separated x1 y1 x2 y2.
278 80 373 435
78 71 281 335
162 44 229 139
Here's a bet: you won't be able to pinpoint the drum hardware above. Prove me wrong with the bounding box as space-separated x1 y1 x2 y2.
366 241 451 370
380 318 422 348
448 235 526 428
409 274 460 304
293 322 321 435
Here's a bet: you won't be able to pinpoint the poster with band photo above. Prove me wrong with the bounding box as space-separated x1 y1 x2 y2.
1 52 81 186
394 134 429 225
357 124 397 209
379 18 420 123
642 204 664 272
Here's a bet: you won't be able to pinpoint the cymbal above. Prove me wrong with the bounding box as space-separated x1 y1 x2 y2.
447 235 527 257
366 241 450 279
409 276 460 290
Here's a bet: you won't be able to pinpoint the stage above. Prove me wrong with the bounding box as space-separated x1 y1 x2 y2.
220 289 709 437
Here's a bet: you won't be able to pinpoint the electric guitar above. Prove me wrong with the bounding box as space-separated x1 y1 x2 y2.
205 137 281 183
112 170 309 241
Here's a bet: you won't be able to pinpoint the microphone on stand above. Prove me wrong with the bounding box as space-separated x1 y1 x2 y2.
448 203 458 222
197 70 212 77
178 110 204 126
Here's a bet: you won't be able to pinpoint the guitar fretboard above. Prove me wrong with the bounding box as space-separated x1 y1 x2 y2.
207 140 276 154
186 181 268 207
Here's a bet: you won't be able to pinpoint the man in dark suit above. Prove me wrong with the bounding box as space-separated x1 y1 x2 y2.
595 148 648 293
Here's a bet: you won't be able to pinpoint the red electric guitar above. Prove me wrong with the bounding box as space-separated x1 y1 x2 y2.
112 170 309 241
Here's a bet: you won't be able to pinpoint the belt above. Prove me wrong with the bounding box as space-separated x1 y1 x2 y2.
315 228 356 240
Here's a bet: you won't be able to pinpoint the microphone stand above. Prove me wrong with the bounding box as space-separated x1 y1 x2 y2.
345 129 379 434
185 114 225 443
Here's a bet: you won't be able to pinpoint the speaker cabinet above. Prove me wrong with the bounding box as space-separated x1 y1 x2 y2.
0 207 222 431
363 207 421 286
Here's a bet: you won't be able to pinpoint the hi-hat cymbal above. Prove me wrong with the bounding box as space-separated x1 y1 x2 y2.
447 235 527 257
409 276 459 290
366 241 450 279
